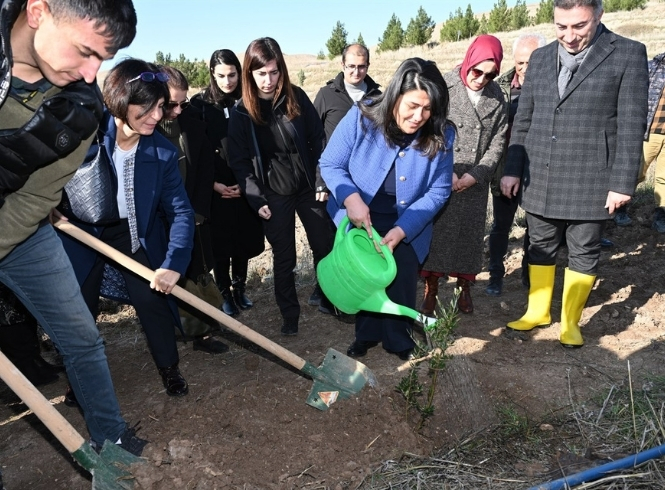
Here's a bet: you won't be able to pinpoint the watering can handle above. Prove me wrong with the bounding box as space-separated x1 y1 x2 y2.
337 215 392 258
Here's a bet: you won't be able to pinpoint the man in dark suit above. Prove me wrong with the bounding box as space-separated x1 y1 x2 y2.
500 0 648 347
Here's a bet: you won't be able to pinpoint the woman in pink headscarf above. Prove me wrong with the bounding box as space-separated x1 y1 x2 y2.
419 35 508 315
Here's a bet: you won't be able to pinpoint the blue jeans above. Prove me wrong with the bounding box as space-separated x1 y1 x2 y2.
0 224 126 445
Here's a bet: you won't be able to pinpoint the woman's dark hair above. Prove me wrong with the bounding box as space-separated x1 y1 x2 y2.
360 58 451 158
201 49 242 105
160 65 188 91
241 37 300 125
103 58 170 123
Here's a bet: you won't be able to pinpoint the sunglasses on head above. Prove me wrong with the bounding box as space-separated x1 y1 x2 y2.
126 72 169 84
470 67 498 81
164 99 190 111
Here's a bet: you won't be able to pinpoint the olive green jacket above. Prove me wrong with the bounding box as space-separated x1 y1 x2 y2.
0 87 95 260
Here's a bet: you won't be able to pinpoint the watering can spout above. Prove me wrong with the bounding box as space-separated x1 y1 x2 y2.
359 292 437 329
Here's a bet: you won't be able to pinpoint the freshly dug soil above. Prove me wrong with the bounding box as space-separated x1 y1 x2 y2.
1 204 664 489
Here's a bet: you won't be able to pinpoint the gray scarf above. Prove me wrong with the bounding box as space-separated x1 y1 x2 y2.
557 24 604 97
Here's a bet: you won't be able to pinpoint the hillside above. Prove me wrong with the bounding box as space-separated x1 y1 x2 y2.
291 0 665 99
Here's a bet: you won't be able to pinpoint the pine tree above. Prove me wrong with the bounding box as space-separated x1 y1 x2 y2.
404 6 436 46
511 0 531 30
155 52 208 88
478 14 489 35
356 32 366 47
533 0 554 25
487 0 512 33
462 4 480 39
440 5 478 43
316 49 326 60
377 14 405 52
605 0 646 12
326 21 348 60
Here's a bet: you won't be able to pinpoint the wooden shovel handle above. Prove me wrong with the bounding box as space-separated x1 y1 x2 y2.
0 351 84 453
53 220 308 371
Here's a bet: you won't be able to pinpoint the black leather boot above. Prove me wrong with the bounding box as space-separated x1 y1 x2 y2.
220 288 239 316
158 363 189 396
232 277 253 309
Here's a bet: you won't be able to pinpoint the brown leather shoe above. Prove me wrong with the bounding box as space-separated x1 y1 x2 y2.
420 275 439 316
456 277 474 314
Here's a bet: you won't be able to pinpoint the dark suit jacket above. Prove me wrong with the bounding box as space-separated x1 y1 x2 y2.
504 25 648 220
60 112 195 286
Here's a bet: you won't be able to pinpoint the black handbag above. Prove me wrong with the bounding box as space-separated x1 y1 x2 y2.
60 136 120 225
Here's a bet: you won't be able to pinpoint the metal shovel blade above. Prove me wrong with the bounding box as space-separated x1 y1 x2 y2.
303 348 378 410
72 441 141 489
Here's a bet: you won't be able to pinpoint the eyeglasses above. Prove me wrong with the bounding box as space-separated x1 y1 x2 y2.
165 99 190 111
344 64 368 72
470 68 498 81
126 72 169 84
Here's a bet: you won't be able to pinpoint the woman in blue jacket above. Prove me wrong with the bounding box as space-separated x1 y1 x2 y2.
59 59 195 397
319 58 455 361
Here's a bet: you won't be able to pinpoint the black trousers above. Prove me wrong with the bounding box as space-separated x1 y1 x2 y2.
80 220 179 368
214 257 249 291
355 232 418 353
262 185 334 321
526 212 605 274
488 193 529 280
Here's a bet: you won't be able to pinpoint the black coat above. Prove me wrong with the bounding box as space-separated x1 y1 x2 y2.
188 94 264 261
227 86 326 212
159 113 216 279
313 72 380 144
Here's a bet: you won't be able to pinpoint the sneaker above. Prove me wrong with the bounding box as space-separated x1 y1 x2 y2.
613 209 632 227
308 284 323 306
117 424 149 457
90 423 148 457
653 208 665 233
600 237 614 248
485 278 502 296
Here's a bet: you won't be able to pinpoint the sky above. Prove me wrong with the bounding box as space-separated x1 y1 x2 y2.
102 0 499 70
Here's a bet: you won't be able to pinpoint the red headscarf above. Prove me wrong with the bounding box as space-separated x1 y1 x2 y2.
459 35 503 88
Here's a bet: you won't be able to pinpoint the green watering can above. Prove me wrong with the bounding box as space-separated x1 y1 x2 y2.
317 216 437 329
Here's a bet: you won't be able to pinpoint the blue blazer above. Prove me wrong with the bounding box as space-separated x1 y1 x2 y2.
319 105 455 263
59 112 195 319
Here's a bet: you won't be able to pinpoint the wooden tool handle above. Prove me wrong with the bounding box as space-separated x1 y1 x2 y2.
0 351 84 453
54 220 307 371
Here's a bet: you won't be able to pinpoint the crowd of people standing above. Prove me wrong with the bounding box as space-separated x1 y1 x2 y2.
0 2 662 485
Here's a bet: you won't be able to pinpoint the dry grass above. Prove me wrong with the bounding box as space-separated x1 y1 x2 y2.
290 1 665 99
356 367 665 489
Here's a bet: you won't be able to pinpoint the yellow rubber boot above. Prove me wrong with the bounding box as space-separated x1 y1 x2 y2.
506 265 556 331
560 268 596 347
